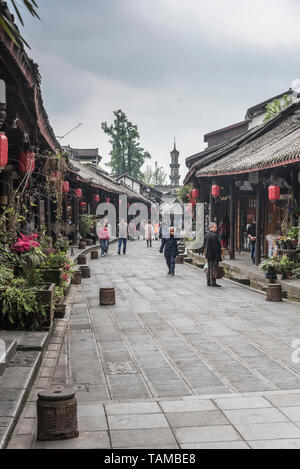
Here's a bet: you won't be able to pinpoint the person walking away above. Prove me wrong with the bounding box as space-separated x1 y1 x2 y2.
247 218 256 264
145 220 154 247
205 222 222 287
104 218 112 254
98 222 109 257
219 216 229 249
159 227 180 276
118 219 128 255
128 221 137 242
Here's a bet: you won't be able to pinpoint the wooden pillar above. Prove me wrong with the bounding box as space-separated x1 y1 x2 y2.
45 193 51 236
255 180 263 266
229 182 235 260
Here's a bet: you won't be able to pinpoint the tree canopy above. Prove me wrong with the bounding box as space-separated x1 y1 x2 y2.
0 1 39 48
142 162 167 186
101 109 151 179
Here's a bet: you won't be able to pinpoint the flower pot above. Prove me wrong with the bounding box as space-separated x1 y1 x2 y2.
277 274 284 281
78 241 87 250
39 268 63 286
54 303 66 319
0 283 55 330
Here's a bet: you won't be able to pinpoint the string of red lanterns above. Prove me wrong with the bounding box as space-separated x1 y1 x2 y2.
18 151 35 173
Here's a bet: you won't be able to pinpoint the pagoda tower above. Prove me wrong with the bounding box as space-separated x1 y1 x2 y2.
169 140 180 186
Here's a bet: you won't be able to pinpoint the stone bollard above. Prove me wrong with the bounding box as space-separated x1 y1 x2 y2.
80 265 91 278
78 241 87 250
266 284 282 302
100 287 115 305
87 239 93 246
37 387 79 441
91 251 99 260
176 255 184 264
77 255 87 265
71 270 82 285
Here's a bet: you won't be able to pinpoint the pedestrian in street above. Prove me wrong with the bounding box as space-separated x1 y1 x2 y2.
205 222 222 287
247 218 257 264
145 220 154 247
159 226 180 276
118 218 128 255
98 221 110 257
218 216 229 249
104 218 112 254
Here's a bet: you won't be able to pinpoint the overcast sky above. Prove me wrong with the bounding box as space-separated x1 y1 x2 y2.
20 0 300 181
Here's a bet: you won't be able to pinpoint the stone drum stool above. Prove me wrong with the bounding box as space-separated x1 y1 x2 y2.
77 254 87 265
80 265 91 278
37 387 79 441
91 250 99 260
100 287 115 305
266 284 282 302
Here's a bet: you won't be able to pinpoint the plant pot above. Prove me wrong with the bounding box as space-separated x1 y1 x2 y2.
71 270 82 285
276 273 284 281
78 241 87 250
39 268 63 286
54 303 66 319
0 283 55 330
86 239 93 246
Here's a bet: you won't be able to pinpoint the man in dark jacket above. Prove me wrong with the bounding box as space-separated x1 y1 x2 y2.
159 227 180 276
205 222 222 287
247 218 256 264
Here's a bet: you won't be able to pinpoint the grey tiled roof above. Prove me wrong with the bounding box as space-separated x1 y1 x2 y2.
69 160 152 204
194 103 300 178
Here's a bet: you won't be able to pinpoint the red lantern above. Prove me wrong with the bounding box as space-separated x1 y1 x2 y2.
127 203 130 208
93 194 100 203
80 202 86 207
75 188 82 198
62 181 69 193
18 151 35 173
192 189 199 200
268 185 280 203
51 170 62 180
269 185 280 212
0 135 8 167
105 198 110 203
212 184 220 198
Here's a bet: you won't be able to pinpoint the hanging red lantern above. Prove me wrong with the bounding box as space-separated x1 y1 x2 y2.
192 189 199 200
75 188 82 198
212 184 220 198
269 185 280 212
93 194 100 203
0 135 8 168
62 181 69 193
127 203 130 209
80 201 86 207
18 151 35 173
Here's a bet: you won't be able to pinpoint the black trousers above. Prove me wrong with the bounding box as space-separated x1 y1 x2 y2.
147 239 152 247
207 261 218 285
165 253 176 274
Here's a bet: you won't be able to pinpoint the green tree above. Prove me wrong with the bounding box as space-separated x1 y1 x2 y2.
101 110 151 179
142 165 154 185
0 1 39 47
153 161 167 186
264 95 293 122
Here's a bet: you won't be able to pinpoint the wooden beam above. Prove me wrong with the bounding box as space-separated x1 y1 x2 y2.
229 182 235 260
255 180 263 266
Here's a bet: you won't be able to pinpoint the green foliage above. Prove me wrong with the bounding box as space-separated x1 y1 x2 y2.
0 286 44 329
41 252 69 269
0 247 17 268
0 0 39 48
264 95 293 122
177 184 192 204
142 162 167 186
54 286 65 305
0 266 14 287
288 226 299 241
280 255 296 274
102 110 151 179
79 215 95 239
259 257 280 274
55 235 70 254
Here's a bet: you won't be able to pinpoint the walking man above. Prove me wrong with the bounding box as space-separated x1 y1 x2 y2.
205 222 222 287
159 227 180 276
118 218 128 255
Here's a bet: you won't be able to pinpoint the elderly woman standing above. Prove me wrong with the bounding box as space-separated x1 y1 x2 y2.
205 222 222 287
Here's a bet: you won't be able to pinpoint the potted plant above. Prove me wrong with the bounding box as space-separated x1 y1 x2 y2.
54 286 66 318
280 255 297 279
259 257 278 283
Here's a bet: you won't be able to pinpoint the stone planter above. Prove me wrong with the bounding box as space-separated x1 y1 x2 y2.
86 239 93 246
54 303 66 319
71 270 82 285
78 241 87 250
0 283 55 330
80 266 91 279
40 268 63 286
91 251 99 260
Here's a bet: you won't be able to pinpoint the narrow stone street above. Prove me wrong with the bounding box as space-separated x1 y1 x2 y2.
8 240 300 449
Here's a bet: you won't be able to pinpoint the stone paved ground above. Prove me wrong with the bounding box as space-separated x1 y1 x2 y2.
7 239 300 449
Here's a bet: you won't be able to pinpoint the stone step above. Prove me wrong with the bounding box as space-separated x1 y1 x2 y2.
0 339 18 376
